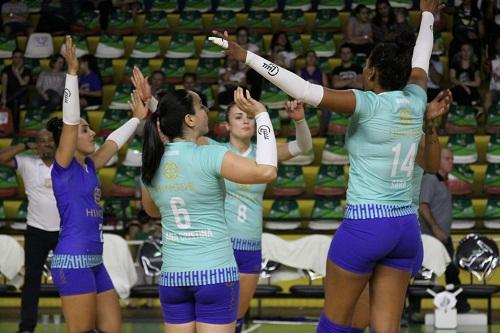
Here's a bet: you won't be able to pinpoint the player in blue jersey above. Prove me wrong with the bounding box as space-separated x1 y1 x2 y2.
209 0 443 331
138 87 278 333
46 36 148 333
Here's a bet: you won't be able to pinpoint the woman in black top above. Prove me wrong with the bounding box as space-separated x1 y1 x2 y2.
450 42 481 106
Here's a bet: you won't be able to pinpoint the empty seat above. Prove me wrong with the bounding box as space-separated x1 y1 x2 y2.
24 33 53 58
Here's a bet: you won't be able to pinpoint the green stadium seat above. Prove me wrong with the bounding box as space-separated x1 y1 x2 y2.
327 112 349 135
451 198 476 230
445 105 477 134
10 200 27 230
165 33 195 58
143 11 168 34
247 11 272 33
161 58 187 83
26 0 42 13
484 163 500 195
313 164 346 196
23 57 41 78
131 34 161 58
433 32 445 56
272 165 306 197
447 133 478 164
123 136 143 167
288 107 320 137
483 197 500 229
285 0 312 11
177 12 204 34
196 58 222 83
260 81 288 109
282 137 315 166
309 32 336 57
97 58 114 84
265 198 301 230
200 38 226 58
199 84 215 108
184 0 211 12
109 83 132 110
20 108 49 137
150 0 177 12
98 108 130 137
486 134 500 164
71 10 100 35
251 0 277 11
309 197 344 230
321 135 348 165
218 0 245 11
210 11 238 32
314 9 341 32
0 167 17 198
211 110 228 140
108 10 135 35
103 198 133 230
486 105 500 134
0 34 16 59
447 164 474 195
391 0 414 9
123 58 152 83
318 0 345 10
351 0 375 9
280 10 305 33
109 165 140 198
95 34 124 58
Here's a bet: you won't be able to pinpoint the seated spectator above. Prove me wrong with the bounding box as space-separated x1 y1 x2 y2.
1 0 33 36
428 54 444 102
269 31 297 70
182 72 207 107
298 50 328 86
393 8 413 33
345 5 373 56
484 35 500 112
148 70 166 97
1 48 31 133
371 0 396 44
30 54 65 112
236 26 259 56
331 44 363 90
450 42 481 106
78 54 102 109
449 0 484 61
217 55 246 107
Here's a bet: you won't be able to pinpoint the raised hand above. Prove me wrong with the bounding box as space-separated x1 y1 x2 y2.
233 87 267 118
131 66 152 103
285 100 305 122
129 89 149 120
420 0 444 16
209 30 247 63
426 89 452 121
62 35 78 75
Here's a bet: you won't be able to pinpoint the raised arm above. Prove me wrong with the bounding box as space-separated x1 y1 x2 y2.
221 88 277 184
91 89 149 170
277 100 313 162
56 36 80 168
209 31 356 114
407 0 443 89
141 187 161 218
0 143 32 168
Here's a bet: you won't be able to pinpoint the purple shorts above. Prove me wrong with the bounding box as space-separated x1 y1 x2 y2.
234 249 262 274
51 263 114 296
159 281 239 324
328 214 423 275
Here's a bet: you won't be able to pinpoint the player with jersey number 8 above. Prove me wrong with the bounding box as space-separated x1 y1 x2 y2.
46 36 149 333
209 0 444 331
139 86 278 333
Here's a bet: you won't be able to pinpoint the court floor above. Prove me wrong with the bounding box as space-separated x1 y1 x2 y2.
0 321 496 333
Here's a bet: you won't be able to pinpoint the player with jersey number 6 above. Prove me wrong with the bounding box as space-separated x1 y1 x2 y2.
209 0 444 331
46 36 148 333
139 86 278 333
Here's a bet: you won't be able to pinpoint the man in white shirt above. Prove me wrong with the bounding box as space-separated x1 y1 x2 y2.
0 129 59 333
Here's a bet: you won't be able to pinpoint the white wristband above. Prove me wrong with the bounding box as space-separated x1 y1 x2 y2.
245 51 324 107
149 97 159 113
63 74 80 125
287 119 313 156
255 112 277 167
106 117 140 149
412 11 434 75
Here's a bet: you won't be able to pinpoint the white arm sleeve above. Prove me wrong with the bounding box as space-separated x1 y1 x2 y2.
62 74 80 125
411 11 434 75
255 112 277 167
106 118 140 149
287 119 313 156
245 52 324 107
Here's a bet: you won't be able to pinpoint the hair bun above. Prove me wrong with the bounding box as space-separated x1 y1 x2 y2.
46 117 63 133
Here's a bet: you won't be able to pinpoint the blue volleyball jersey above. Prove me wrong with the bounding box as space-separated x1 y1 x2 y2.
51 157 104 269
145 142 239 287
344 84 427 219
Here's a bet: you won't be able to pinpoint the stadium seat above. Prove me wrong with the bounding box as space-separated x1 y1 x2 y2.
97 58 114 84
160 58 186 84
123 136 143 167
10 200 27 230
327 112 349 136
484 197 500 229
109 165 140 198
318 0 345 10
321 135 349 165
308 197 344 230
280 10 306 33
390 0 413 9
166 33 195 58
351 0 376 9
484 163 500 195
285 0 312 10
143 11 168 34
19 108 49 137
260 81 289 109
95 34 125 59
199 84 215 108
0 167 17 198
150 0 177 12
109 83 132 110
287 107 320 137
196 57 222 83
131 34 161 58
103 198 134 230
122 58 151 84
210 11 238 33
251 0 277 11
282 137 315 166
247 11 272 33
272 165 306 197
264 198 302 230
60 33 89 58
107 10 135 35
184 0 211 12
486 105 500 134
447 133 478 164
0 34 16 59
447 164 474 195
313 164 346 196
71 10 100 35
314 9 341 32
0 200 6 229
26 0 42 13
200 38 226 58
433 32 445 56
486 134 500 164
445 105 477 134
98 108 130 137
309 31 336 58
95 137 118 166
24 33 53 58
218 0 244 11
451 198 476 230
177 12 204 34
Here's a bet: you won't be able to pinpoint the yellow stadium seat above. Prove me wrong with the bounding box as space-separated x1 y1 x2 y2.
328 57 342 71
409 10 420 29
16 36 27 51
39 58 50 71
440 56 449 86
123 36 137 58
112 59 127 83
4 200 23 218
339 11 350 30
52 36 64 55
167 13 180 31
262 34 272 52
88 110 105 132
301 33 310 51
304 12 316 33
193 35 206 56
102 85 116 109
334 33 343 54
135 13 146 33
185 58 198 73
150 58 163 71
270 12 282 33
202 13 214 32
159 35 171 54
98 167 117 198
0 138 12 149
86 36 100 54
28 14 40 29
442 31 452 52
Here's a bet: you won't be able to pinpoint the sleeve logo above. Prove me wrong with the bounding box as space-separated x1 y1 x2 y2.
257 125 271 140
64 88 71 104
262 62 279 76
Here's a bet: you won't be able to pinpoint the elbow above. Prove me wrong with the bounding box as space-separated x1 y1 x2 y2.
261 167 277 184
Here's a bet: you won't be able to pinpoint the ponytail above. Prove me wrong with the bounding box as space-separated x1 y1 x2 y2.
141 113 164 186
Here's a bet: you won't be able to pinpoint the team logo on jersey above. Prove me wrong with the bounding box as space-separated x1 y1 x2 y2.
94 186 102 204
400 109 412 125
262 62 279 76
163 160 179 180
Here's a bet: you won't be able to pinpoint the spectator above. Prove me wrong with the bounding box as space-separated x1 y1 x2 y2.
236 26 259 55
37 0 79 34
393 8 413 32
79 0 114 31
484 35 500 112
298 50 328 86
269 31 297 70
371 0 396 44
78 54 102 109
345 4 373 56
427 54 444 102
409 148 471 318
450 42 481 106
1 0 32 36
182 72 207 107
217 55 246 107
148 70 166 97
449 0 484 61
331 44 363 90
30 54 65 112
1 48 31 133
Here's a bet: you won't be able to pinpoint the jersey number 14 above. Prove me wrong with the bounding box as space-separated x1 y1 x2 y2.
391 143 417 178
